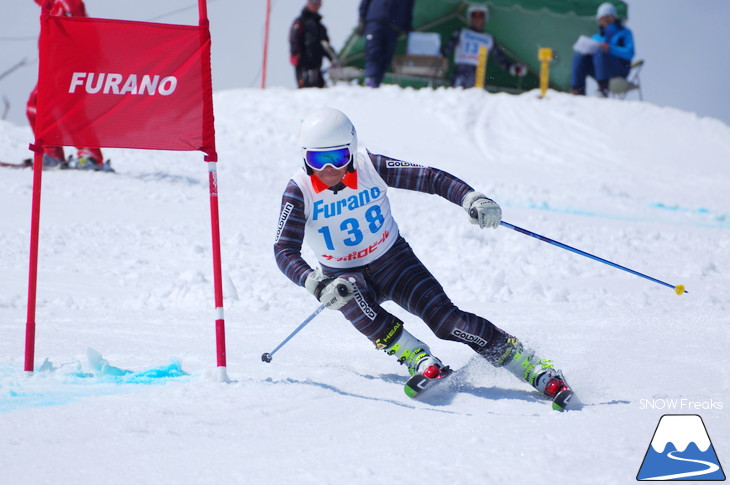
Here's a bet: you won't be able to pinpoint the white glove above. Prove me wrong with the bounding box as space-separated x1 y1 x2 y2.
509 62 528 77
462 191 502 229
305 269 355 310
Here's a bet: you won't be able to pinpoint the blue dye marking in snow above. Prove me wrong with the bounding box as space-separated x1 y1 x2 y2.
527 202 596 217
522 202 633 221
649 202 729 227
507 200 729 229
107 360 188 384
649 202 709 213
0 360 189 413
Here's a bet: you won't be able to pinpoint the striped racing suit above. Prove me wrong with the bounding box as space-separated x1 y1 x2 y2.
274 151 511 360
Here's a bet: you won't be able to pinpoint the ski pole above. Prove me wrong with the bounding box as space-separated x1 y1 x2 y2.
261 304 325 363
477 214 687 295
261 284 350 363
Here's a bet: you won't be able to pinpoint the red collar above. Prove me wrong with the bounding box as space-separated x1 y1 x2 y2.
310 170 358 193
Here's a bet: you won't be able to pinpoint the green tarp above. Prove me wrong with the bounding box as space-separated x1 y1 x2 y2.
337 0 628 92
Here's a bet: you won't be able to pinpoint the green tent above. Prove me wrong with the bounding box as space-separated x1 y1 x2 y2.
336 0 628 92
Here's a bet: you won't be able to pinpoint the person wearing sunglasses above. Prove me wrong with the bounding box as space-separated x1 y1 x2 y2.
274 108 572 406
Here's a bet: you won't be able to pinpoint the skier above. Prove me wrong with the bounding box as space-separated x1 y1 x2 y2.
27 0 111 171
289 0 336 89
570 2 635 97
441 4 527 88
274 107 573 407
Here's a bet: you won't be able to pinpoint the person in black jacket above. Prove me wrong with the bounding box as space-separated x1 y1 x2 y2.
358 0 415 87
289 0 336 88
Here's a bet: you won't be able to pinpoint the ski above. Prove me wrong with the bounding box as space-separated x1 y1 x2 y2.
552 388 578 411
0 159 32 169
404 365 454 398
0 158 115 173
403 362 580 411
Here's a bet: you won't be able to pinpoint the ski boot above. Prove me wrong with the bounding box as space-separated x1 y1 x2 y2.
42 154 66 169
539 369 574 411
67 155 115 172
489 337 575 411
67 155 98 170
376 321 451 398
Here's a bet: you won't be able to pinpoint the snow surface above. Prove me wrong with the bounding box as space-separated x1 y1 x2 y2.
1 86 729 484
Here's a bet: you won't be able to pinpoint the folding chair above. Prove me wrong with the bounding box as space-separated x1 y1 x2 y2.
609 59 644 100
391 32 448 86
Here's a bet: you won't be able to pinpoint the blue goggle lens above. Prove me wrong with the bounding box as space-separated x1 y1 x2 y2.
305 147 351 170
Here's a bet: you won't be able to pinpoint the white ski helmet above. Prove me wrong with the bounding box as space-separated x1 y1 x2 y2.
596 2 618 20
298 108 357 173
466 4 489 22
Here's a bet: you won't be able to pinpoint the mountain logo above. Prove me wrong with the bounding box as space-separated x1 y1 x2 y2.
637 414 725 481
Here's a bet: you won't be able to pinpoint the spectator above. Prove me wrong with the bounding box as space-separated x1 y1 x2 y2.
441 4 526 88
28 0 111 171
358 0 415 87
289 0 336 89
273 108 574 408
570 2 635 97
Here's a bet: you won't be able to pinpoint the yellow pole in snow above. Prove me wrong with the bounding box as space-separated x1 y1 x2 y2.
538 47 553 98
475 45 488 89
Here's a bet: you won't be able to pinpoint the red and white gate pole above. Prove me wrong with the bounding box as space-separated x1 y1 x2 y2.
206 160 229 382
24 146 45 375
261 0 272 88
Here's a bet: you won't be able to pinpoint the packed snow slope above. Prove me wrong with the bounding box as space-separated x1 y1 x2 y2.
1 86 728 484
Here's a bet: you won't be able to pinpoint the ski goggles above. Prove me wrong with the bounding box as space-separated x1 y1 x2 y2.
304 146 352 171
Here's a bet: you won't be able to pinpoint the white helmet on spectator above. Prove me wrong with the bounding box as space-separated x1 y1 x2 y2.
466 4 489 23
596 2 618 20
298 108 357 174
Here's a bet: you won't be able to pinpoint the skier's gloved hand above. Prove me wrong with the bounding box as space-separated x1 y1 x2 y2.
290 54 300 66
317 279 355 310
509 62 528 77
463 191 502 229
305 269 355 310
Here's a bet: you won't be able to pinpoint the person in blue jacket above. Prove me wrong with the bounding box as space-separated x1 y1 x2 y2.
571 2 635 96
358 0 415 87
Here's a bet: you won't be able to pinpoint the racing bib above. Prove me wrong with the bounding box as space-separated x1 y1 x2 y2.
454 29 494 66
293 154 398 268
